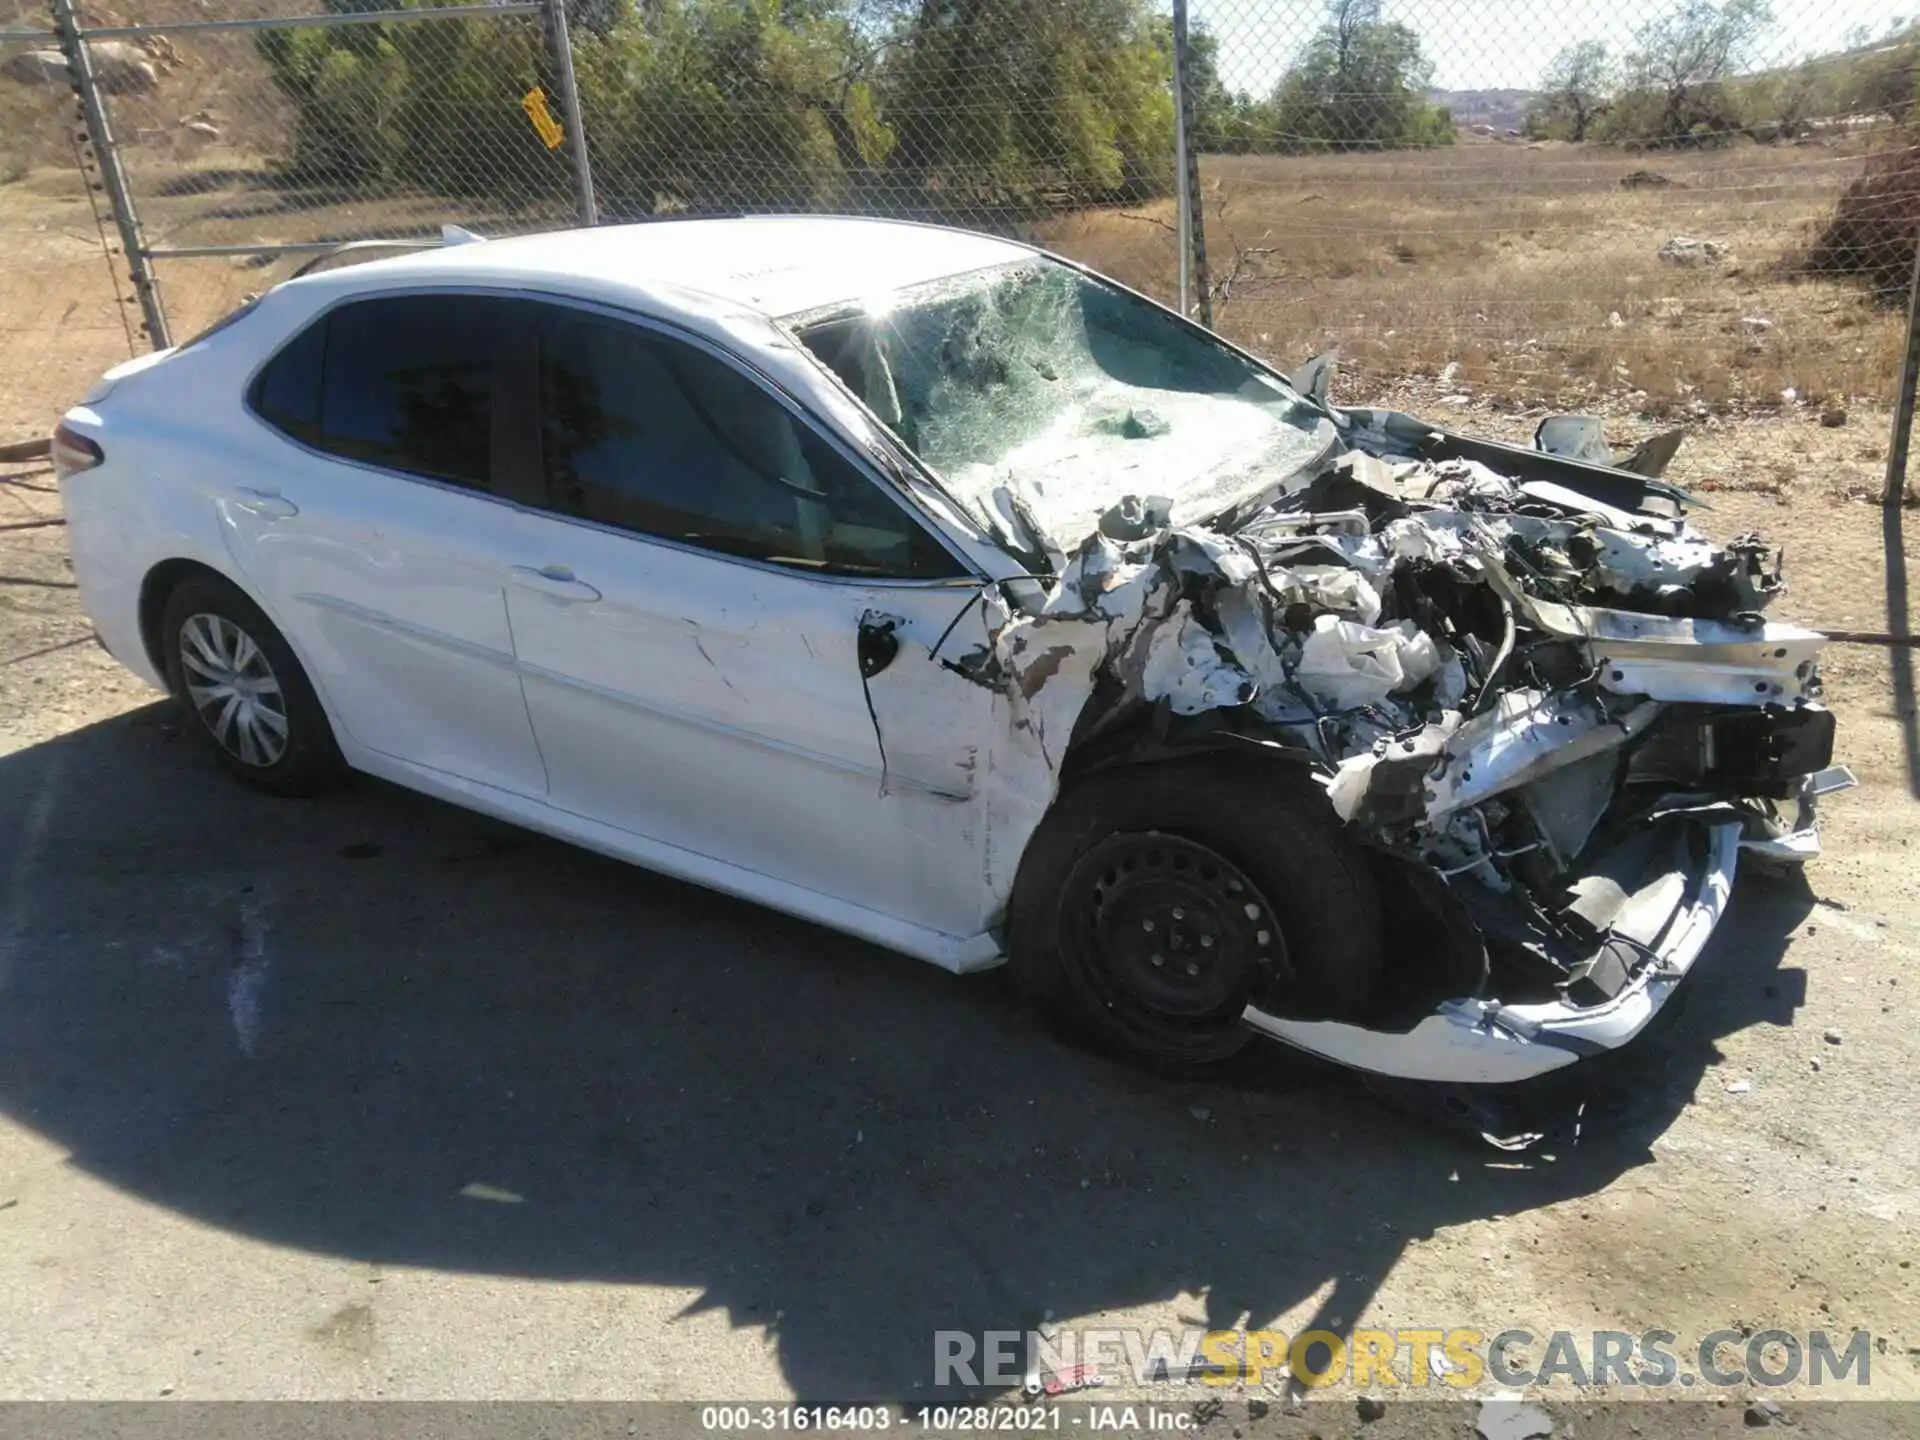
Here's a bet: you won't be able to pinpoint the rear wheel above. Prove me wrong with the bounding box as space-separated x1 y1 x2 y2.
160 574 345 796
1008 755 1384 1068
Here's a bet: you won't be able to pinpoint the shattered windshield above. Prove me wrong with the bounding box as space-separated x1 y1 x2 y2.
792 259 1335 545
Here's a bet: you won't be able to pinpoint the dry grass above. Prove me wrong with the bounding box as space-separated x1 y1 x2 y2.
1035 138 1910 416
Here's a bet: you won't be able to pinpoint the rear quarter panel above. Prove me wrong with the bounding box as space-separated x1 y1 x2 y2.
59 303 315 695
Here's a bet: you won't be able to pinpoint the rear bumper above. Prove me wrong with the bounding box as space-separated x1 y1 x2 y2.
1241 821 1741 1084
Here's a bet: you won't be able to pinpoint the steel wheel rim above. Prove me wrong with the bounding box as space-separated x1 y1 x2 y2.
1066 831 1287 1034
178 612 288 768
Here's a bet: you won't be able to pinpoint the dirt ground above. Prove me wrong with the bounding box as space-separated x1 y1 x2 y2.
1038 140 1910 418
4 132 1920 1430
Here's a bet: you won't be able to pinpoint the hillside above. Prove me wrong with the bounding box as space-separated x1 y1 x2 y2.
1428 87 1533 134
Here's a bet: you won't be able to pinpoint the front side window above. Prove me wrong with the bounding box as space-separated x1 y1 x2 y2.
537 307 964 579
250 293 509 490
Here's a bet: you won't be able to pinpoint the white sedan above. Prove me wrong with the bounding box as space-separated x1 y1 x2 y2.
55 217 1844 1108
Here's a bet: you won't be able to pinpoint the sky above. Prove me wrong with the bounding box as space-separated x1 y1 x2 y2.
1190 0 1917 95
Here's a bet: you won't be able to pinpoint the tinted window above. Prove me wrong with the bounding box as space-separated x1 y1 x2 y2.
316 295 506 488
249 315 324 446
539 309 963 579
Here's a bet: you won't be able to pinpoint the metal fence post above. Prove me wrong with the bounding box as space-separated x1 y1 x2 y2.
49 0 169 349
543 0 598 227
1885 237 1920 506
1170 0 1211 329
1170 0 1193 320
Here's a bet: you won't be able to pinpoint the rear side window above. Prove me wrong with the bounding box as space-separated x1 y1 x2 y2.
250 316 323 445
249 293 512 490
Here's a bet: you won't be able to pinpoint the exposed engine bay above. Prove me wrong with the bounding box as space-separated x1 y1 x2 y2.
961 400 1849 1087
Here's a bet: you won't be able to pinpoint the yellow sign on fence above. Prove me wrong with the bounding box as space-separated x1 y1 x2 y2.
521 87 565 150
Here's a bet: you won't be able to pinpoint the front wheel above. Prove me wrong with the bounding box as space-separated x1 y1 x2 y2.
1007 755 1384 1068
160 573 346 796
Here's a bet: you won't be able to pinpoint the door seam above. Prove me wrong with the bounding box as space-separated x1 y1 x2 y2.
498 585 553 794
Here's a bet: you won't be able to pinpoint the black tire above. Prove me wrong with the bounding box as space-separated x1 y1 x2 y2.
1007 754 1384 1068
159 573 346 797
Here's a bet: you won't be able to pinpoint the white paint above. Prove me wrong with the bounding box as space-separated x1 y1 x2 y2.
457 1182 525 1204
228 888 271 1058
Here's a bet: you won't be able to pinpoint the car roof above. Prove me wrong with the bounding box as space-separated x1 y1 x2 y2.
311 215 1037 320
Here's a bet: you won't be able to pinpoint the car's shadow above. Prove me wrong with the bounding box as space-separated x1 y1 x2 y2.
0 704 1816 1401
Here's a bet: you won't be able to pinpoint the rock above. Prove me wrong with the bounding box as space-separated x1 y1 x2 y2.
2 49 68 86
1356 1396 1387 1422
1658 235 1731 267
1608 311 1626 329
1621 169 1675 188
1725 1078 1752 1094
1476 1395 1555 1440
1744 1398 1784 1426
5 42 158 93
1247 1398 1269 1420
1822 407 1848 427
1824 1029 1843 1045
88 40 160 95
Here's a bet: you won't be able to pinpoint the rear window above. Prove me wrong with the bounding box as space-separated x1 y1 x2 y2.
248 293 513 490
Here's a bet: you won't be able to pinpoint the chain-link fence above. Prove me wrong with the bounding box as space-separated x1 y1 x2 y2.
1165 0 1918 438
0 2 142 451
3 0 1917 485
47 0 593 348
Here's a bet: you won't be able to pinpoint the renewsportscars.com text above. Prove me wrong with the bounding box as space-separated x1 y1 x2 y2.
934 1326 1874 1391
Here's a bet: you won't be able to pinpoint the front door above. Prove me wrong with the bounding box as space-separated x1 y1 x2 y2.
502 302 998 939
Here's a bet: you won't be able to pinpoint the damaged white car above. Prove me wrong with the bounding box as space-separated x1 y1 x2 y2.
56 217 1848 1101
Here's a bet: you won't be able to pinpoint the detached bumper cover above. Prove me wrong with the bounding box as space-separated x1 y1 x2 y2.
1738 764 1855 867
1241 821 1740 1084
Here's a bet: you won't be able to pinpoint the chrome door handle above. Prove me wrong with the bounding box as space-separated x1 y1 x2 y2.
231 487 298 520
508 565 601 603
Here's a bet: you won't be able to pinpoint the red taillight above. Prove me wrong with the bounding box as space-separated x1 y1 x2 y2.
51 423 103 481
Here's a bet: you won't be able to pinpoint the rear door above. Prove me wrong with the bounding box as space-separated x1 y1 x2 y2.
222 291 550 798
501 302 1001 940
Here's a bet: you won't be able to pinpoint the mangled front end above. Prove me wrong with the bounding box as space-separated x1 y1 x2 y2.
982 427 1849 1086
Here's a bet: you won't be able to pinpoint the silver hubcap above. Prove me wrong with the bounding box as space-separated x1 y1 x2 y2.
179 612 288 768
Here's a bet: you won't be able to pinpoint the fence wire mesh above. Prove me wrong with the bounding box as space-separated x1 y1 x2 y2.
1164 0 1918 433
57 0 582 342
1 0 1916 483
0 6 140 450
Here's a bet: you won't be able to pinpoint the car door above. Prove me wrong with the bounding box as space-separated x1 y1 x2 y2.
501 302 1002 941
222 291 550 798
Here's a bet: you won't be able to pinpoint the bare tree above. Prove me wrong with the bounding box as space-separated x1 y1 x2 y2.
1531 40 1614 140
1625 0 1774 144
